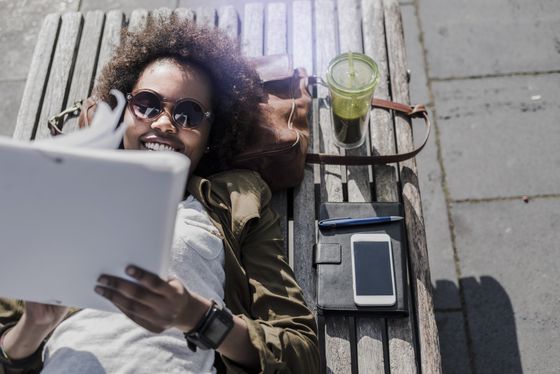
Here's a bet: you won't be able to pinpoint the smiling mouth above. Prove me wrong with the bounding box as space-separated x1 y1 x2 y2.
143 142 177 152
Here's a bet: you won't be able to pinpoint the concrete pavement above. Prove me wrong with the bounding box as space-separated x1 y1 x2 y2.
1 0 559 372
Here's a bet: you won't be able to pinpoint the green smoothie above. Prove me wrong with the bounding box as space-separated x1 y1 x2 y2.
326 53 379 148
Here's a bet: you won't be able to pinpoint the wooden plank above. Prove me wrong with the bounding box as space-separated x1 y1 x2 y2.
264 2 289 258
174 8 195 22
315 0 343 202
64 10 104 134
265 3 287 55
218 6 239 41
129 9 149 32
363 0 398 202
95 10 124 81
363 0 419 372
337 0 386 372
14 13 60 141
242 3 264 57
315 1 351 372
196 7 216 27
384 0 442 373
34 12 82 140
325 316 353 374
292 1 314 73
151 7 173 23
291 0 316 310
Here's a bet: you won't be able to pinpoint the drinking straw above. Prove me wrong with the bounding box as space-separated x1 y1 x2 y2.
348 51 356 88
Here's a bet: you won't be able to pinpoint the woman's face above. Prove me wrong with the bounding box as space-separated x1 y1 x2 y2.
123 59 213 174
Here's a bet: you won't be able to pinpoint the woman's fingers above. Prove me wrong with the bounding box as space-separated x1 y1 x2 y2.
95 285 172 330
94 265 192 332
125 265 169 294
96 274 165 306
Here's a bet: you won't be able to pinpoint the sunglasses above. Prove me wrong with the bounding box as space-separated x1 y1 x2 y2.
126 89 212 129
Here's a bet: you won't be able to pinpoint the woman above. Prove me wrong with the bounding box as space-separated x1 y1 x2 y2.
0 16 319 373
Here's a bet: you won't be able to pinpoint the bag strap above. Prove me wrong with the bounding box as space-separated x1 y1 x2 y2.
305 97 430 165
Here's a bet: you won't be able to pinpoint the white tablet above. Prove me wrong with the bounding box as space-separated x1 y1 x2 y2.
0 139 190 312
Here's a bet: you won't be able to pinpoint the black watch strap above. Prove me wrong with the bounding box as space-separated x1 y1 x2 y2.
184 300 234 352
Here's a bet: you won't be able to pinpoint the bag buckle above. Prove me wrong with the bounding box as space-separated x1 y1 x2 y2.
47 100 83 136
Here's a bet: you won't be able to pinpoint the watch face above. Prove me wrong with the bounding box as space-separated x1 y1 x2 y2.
205 317 229 343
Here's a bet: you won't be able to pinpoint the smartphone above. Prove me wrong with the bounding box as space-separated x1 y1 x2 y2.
351 233 396 306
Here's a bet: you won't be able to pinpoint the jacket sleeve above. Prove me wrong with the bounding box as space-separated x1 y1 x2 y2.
221 205 320 374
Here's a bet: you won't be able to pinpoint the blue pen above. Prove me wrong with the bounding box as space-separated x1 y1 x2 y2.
318 215 403 229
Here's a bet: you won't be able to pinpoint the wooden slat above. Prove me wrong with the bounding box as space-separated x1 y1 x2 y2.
264 2 289 258
291 0 316 310
196 7 216 27
218 6 239 41
316 0 343 202
129 9 149 32
336 0 370 218
364 0 419 372
34 12 82 140
326 316 354 374
173 8 195 22
337 0 371 201
242 3 264 57
64 11 104 134
265 3 287 55
151 7 173 23
95 10 124 81
14 13 60 141
363 0 398 202
292 1 314 73
337 0 386 372
384 0 442 373
315 1 351 372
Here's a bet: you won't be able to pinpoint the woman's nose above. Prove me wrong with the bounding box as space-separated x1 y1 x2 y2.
150 112 176 133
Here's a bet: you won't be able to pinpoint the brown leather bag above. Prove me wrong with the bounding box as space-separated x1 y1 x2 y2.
232 55 430 191
52 54 430 192
230 55 312 191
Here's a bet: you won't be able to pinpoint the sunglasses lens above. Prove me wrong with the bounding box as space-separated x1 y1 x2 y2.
173 100 205 128
132 91 161 119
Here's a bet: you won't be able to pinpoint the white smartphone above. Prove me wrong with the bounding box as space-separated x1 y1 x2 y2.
351 233 396 306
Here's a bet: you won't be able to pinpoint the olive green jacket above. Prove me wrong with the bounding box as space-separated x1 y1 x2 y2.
0 170 319 374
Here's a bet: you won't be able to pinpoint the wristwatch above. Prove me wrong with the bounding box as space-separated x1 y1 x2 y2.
184 300 234 351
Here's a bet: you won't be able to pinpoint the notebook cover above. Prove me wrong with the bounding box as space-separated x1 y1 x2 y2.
315 202 409 317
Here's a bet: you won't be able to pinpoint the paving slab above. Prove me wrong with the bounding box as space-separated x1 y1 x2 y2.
418 0 560 79
0 80 25 137
401 4 430 105
435 311 471 374
0 0 79 82
433 73 560 201
452 198 560 374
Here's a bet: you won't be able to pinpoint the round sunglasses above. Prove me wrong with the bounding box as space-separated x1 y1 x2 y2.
126 89 212 129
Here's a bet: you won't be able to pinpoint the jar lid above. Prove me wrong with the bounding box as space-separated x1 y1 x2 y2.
326 52 379 93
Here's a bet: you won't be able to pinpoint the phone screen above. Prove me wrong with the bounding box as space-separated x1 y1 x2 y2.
354 241 394 296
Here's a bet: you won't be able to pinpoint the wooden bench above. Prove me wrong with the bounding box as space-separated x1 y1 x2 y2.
14 1 441 372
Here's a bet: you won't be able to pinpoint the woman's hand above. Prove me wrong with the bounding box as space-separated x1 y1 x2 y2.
94 265 208 333
96 265 260 370
2 302 69 360
23 301 69 328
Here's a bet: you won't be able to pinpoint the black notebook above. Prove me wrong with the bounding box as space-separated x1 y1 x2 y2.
315 202 409 317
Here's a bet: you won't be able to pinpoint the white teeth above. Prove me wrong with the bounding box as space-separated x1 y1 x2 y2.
144 142 175 152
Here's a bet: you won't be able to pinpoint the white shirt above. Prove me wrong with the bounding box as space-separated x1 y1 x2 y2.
42 195 226 374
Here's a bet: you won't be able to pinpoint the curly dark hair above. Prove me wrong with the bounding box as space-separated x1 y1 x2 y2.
94 15 265 176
